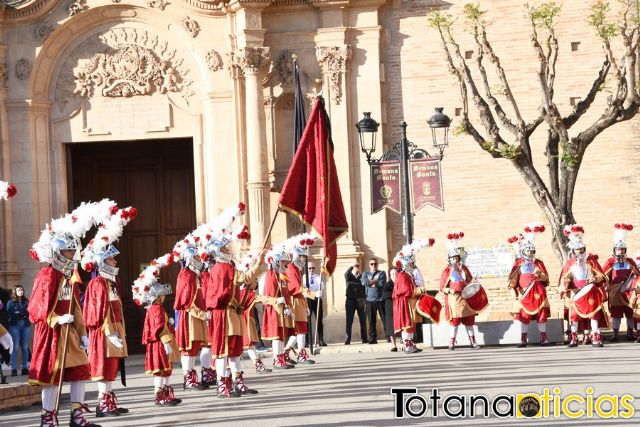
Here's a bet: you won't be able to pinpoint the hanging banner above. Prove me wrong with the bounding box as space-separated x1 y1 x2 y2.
410 158 444 211
371 161 401 214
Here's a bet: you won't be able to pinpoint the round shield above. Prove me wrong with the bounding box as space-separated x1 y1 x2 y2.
462 282 489 312
416 294 442 323
571 283 604 318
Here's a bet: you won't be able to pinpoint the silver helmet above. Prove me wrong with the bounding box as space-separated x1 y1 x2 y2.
145 282 172 306
50 234 80 277
95 245 120 282
182 245 204 272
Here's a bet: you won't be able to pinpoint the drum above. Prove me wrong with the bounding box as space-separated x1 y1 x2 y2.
571 283 604 317
416 294 442 323
461 281 489 312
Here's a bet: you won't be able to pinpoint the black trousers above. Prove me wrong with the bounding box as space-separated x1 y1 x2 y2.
345 298 367 342
307 298 324 343
365 300 385 341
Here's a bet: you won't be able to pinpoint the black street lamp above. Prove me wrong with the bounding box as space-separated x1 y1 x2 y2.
356 108 452 244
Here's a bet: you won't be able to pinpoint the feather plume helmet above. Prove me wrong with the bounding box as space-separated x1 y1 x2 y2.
394 238 435 269
132 253 174 307
613 223 633 249
80 206 137 271
563 224 586 250
0 181 17 200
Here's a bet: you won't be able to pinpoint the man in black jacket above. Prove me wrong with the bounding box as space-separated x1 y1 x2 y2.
344 262 367 345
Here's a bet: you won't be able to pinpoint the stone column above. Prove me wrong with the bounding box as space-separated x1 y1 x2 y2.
231 47 271 248
0 44 23 289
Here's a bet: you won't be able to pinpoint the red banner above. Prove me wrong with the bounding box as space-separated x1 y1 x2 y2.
371 161 401 214
410 159 444 211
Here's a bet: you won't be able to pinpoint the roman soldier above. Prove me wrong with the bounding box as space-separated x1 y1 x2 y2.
201 203 263 398
237 252 273 374
132 254 181 407
559 225 608 347
602 223 639 341
507 224 551 347
283 233 321 365
440 231 484 350
627 253 640 342
0 181 16 370
392 238 437 354
259 245 294 370
81 206 137 417
29 199 116 427
172 229 211 391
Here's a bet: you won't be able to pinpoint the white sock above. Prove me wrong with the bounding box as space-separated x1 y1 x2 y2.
189 356 196 370
626 318 634 330
69 381 85 403
42 386 57 412
98 381 108 397
612 318 621 330
297 334 306 350
286 335 297 349
518 321 528 333
583 330 590 336
181 355 191 374
229 357 241 376
590 319 599 333
215 358 227 380
200 347 212 369
272 340 282 358
537 322 546 333
247 348 258 361
154 376 163 391
465 325 474 337
570 322 578 333
162 376 170 387
107 381 113 392
401 331 409 341
449 325 458 339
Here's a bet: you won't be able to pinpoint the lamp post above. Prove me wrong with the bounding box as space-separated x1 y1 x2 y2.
356 108 452 244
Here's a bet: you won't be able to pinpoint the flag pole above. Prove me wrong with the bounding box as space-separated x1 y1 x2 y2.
313 260 326 355
260 208 280 252
55 274 79 415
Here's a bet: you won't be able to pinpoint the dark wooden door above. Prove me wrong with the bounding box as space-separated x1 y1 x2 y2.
68 138 196 353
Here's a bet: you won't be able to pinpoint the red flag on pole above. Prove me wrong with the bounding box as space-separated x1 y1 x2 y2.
279 97 348 275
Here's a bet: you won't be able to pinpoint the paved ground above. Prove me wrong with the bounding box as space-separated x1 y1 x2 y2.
2 341 640 426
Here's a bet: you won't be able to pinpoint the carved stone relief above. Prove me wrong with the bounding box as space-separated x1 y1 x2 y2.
34 23 55 42
147 0 167 9
67 0 87 16
0 64 7 88
228 47 270 77
180 16 200 38
316 45 351 105
274 50 294 87
15 59 32 80
54 27 197 118
206 50 223 72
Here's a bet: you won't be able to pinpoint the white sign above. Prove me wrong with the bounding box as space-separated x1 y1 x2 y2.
84 95 171 136
464 246 515 278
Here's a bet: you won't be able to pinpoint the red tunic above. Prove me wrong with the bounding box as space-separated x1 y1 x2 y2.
392 271 417 333
83 276 127 381
238 285 258 347
440 264 475 325
204 262 234 358
174 268 207 354
261 270 286 341
142 303 176 376
507 258 550 321
602 257 637 313
28 266 90 386
559 255 608 324
285 264 309 334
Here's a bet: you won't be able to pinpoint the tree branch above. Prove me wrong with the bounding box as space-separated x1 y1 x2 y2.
563 59 610 129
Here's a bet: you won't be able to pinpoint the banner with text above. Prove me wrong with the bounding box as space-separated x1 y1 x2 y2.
371 161 401 214
410 159 444 211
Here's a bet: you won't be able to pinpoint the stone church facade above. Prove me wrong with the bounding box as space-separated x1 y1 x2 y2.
0 0 638 346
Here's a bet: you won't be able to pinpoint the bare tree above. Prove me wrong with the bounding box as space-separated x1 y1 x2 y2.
429 1 640 262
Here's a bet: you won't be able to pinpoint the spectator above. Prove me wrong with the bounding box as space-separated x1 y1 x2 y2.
383 268 398 351
361 257 387 344
305 262 326 346
7 285 30 376
344 261 366 345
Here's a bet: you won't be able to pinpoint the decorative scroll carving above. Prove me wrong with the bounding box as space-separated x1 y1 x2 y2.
147 0 168 9
15 59 32 80
34 23 54 42
228 47 270 76
315 45 351 105
180 16 200 38
206 50 223 72
274 50 294 87
179 0 229 12
0 64 7 88
67 0 87 16
73 45 182 98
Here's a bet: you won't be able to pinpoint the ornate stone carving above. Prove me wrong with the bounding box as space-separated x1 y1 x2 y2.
206 50 223 72
67 0 87 16
180 16 200 38
55 27 197 116
34 23 54 42
274 50 294 87
15 59 32 80
316 45 351 105
0 64 7 88
180 0 228 12
112 0 122 3
73 45 183 98
229 47 270 76
147 0 167 9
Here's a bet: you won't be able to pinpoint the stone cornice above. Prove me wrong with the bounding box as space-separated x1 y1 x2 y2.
0 0 61 25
